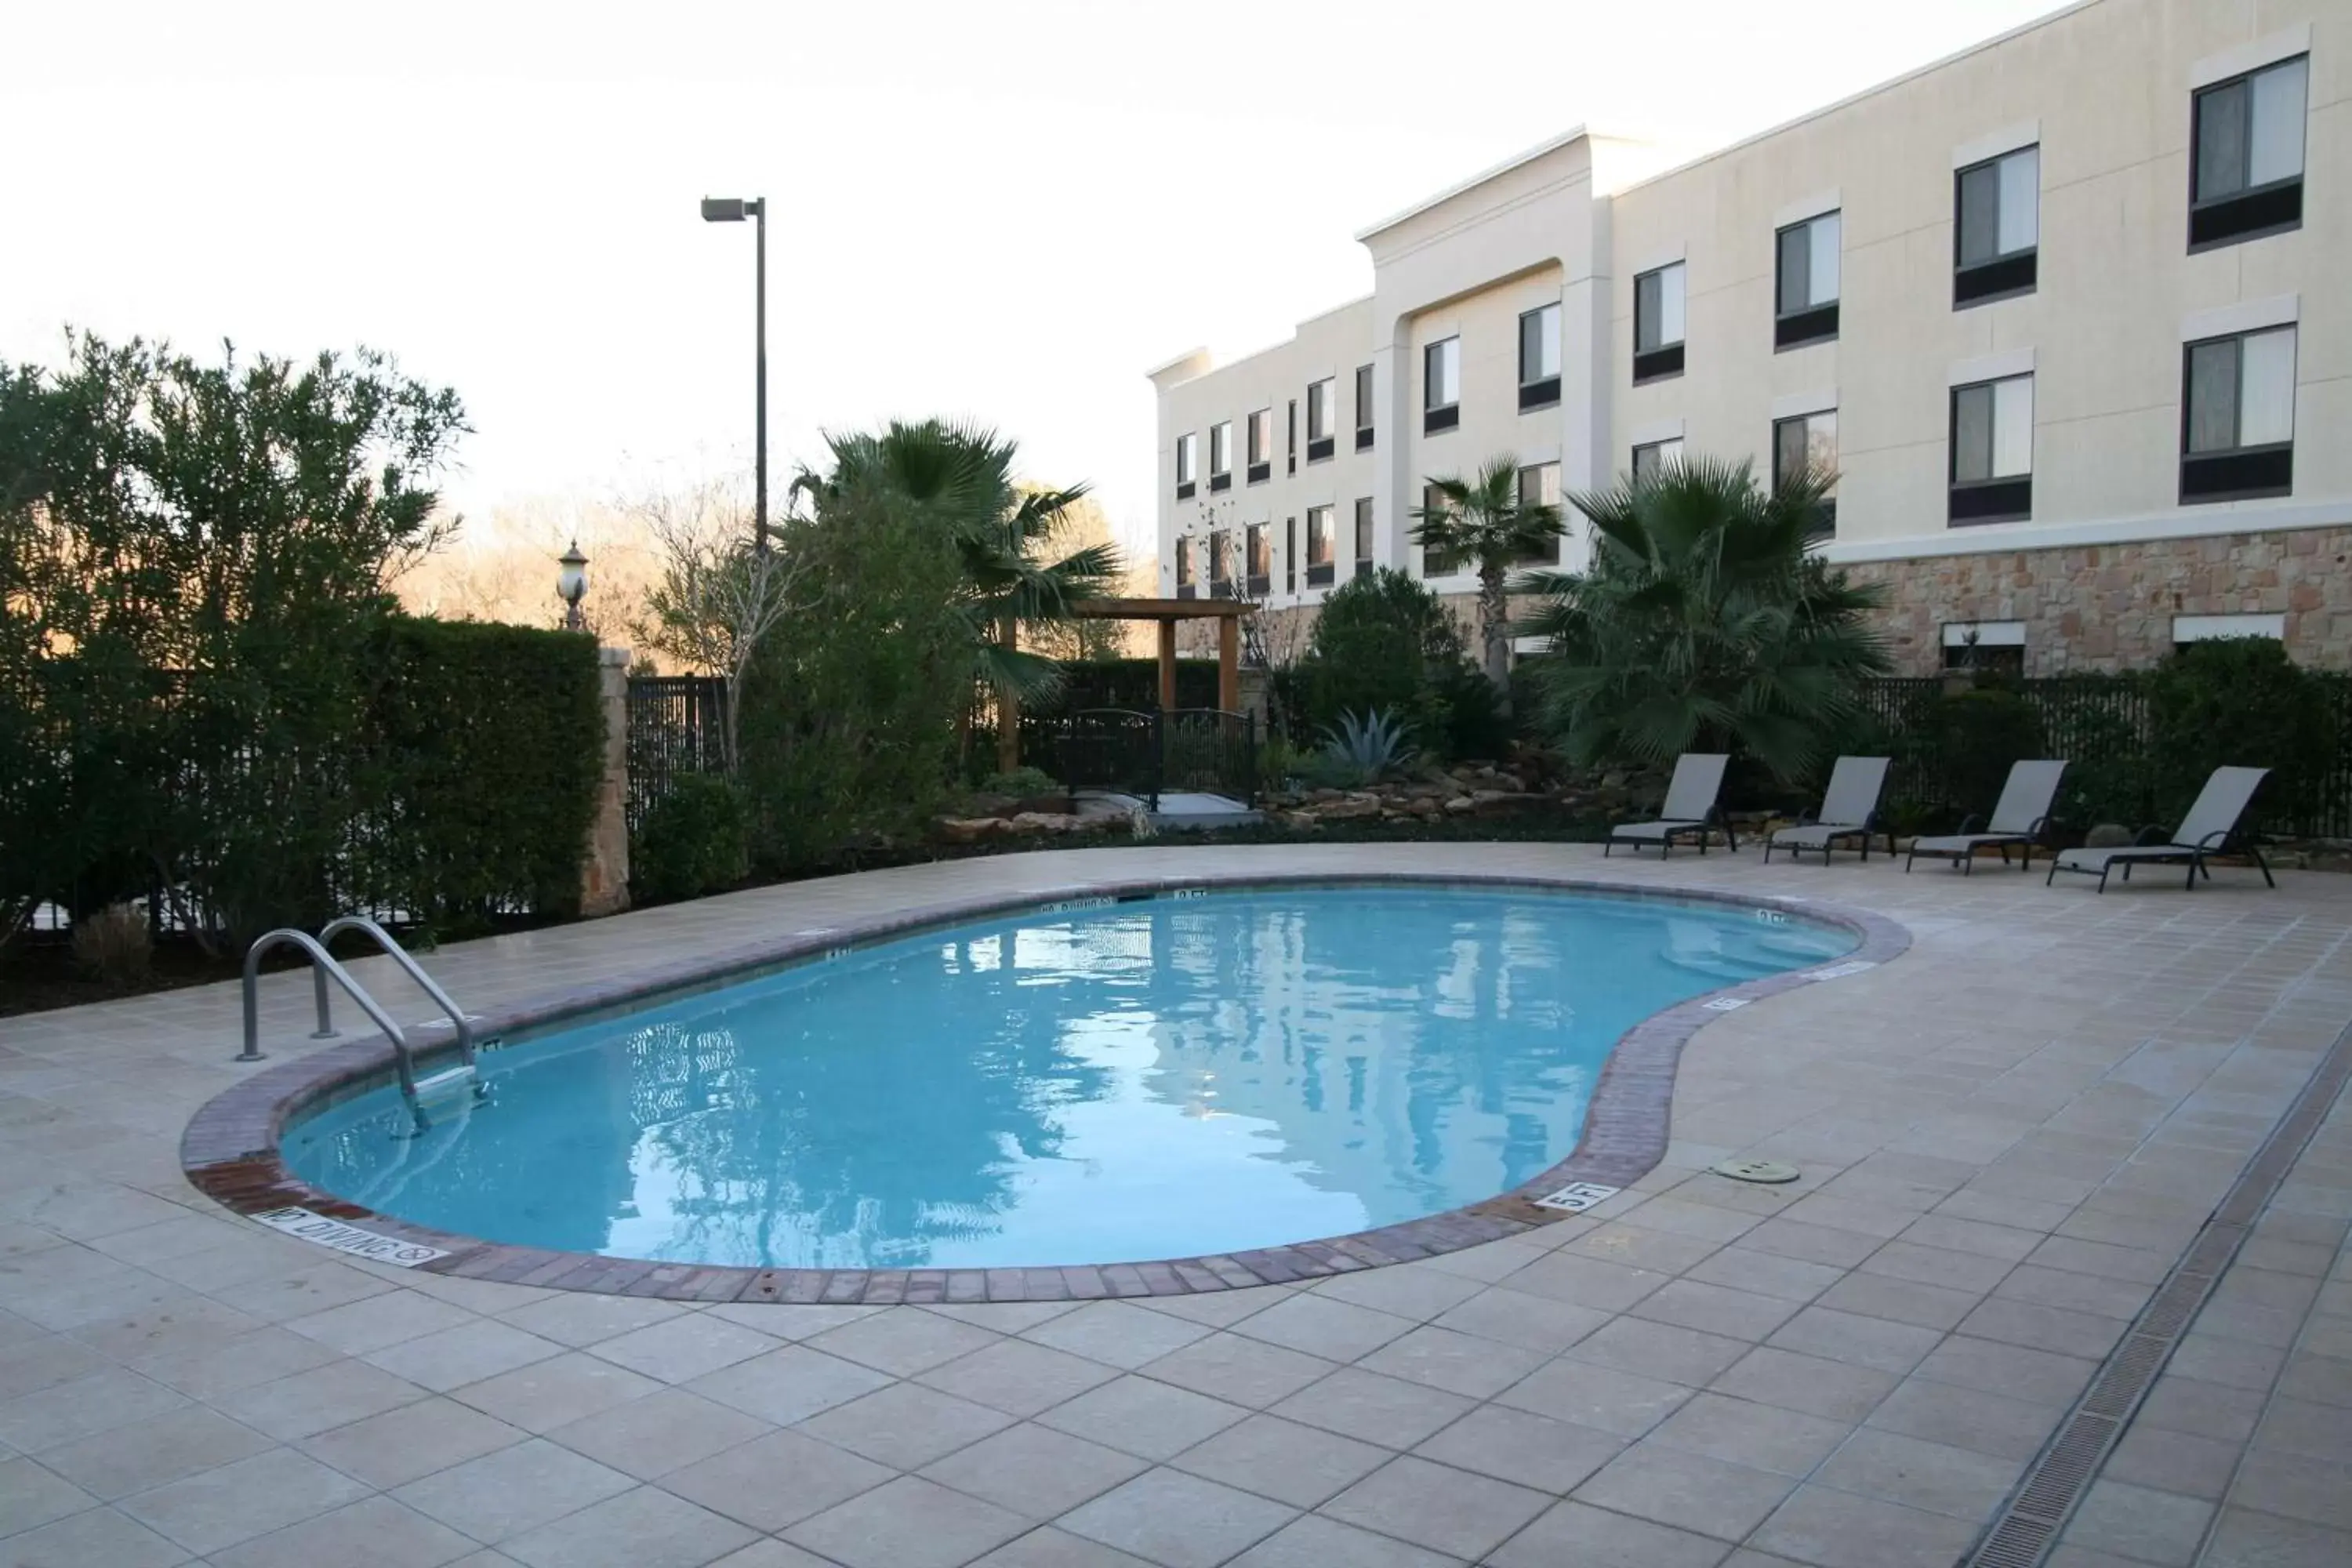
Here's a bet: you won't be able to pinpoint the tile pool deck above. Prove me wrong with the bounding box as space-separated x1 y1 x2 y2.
0 842 2347 1567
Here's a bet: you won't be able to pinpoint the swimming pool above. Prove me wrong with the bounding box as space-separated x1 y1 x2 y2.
279 885 1855 1272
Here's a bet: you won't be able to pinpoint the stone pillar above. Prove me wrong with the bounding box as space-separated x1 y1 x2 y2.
580 647 632 917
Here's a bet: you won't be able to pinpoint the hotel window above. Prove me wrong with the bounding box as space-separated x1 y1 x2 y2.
1208 529 1232 593
1246 408 1272 484
1633 262 1686 383
1773 409 1838 538
1942 621 2026 675
1286 401 1297 475
1285 516 1296 591
1950 374 2034 524
2191 55 2307 249
2174 612 2285 650
2182 325 2296 502
1955 145 2038 306
1174 432 1196 499
1352 496 1374 577
1774 211 1841 349
1518 462 1561 564
1174 537 1196 597
1209 421 1232 490
1245 522 1270 594
1306 378 1337 461
1354 364 1375 449
1424 337 1461 434
1305 505 1336 586
1519 303 1561 411
1632 437 1684 483
1421 483 1462 576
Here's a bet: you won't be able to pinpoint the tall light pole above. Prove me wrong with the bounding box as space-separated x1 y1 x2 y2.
699 195 768 553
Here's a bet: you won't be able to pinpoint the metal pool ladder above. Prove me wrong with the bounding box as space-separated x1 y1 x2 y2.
238 916 485 1131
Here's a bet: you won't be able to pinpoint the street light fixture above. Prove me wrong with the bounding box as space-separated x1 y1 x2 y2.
557 539 589 631
700 194 768 554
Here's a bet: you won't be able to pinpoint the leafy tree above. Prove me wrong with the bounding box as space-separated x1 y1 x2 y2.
790 420 1117 771
2147 637 2336 831
1519 456 1889 784
1410 454 1563 704
1298 568 1470 749
0 332 466 949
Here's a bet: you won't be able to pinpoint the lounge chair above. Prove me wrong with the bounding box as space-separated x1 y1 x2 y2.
1764 756 1893 865
1906 759 2068 873
1605 753 1734 857
2046 766 2275 891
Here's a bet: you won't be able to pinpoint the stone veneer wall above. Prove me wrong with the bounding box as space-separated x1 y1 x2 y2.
1844 526 2352 675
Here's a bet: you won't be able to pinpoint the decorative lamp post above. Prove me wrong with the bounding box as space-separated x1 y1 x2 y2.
699 194 768 554
558 539 590 631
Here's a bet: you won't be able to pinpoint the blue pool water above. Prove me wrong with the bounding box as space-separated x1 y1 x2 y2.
282 887 1853 1270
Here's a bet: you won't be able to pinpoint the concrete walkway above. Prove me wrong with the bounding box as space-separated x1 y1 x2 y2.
1 843 2347 1568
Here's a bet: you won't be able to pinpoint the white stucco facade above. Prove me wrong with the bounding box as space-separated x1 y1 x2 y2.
1150 0 2352 673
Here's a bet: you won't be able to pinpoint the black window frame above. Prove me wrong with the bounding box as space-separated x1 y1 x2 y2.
1173 535 1196 597
1244 521 1270 596
1953 144 2040 308
1305 504 1336 586
1245 408 1272 485
1306 377 1337 462
1352 496 1374 577
1208 528 1233 595
1518 304 1561 412
1174 431 1196 499
1284 515 1296 592
2190 55 2309 252
1515 462 1561 565
1208 421 1232 492
1772 410 1838 539
1632 262 1686 383
2180 328 2296 503
1631 437 1682 484
1947 374 2035 526
1423 337 1461 434
1420 482 1462 576
1773 212 1841 350
1354 365 1375 450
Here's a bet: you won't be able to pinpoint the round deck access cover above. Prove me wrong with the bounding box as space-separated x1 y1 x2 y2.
1712 1158 1800 1185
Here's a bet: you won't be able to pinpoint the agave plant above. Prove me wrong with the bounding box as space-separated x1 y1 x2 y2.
1318 709 1417 783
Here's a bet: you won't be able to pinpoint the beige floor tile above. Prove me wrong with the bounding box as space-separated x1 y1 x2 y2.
963 1526 1155 1566
1575 1439 1795 1540
1172 1412 1392 1508
659 1428 891 1533
1308 1264 1485 1322
1861 1375 2061 1461
1494 1357 1693 1436
1765 1305 1944 1374
1682 1246 1847 1304
797 1381 1014 1471
1957 1296 2125 1359
804 1309 999 1378
34 1405 274 1500
2231 1448 2352 1531
1022 1303 1212 1371
1813 1271 1983 1331
1567 1315 1755 1387
1322 1454 1549 1559
216 1359 428 1441
300 1396 526 1490
207 1494 475 1568
1427 1285 1610 1355
1812 1427 2021 1519
495 1292 692 1348
119 1446 372 1555
1267 1366 1475 1449
2063 1479 2214 1566
1495 1253 1671 1314
0 1366 190 1452
1913 1335 2099 1407
1138 1330 1336 1408
1352 1324 1541 1399
1646 1389 1849 1476
1057 1468 1296 1568
1485 1498 1730 1568
393 1436 634 1542
2198 1506 2352 1568
916 1338 1120 1418
922 1421 1149 1519
785 1475 1029 1568
1038 1374 1250 1461
366 1320 564 1393
1127 1287 1293 1330
0 1453 97 1535
2103 1422 2245 1501
501 1485 758 1568
1225 1294 1414 1363
1631 1279 1802 1342
583 1315 780 1385
285 1290 476 1356
540 1387 768 1481
679 1343 890 1428
0 1503 191 1568
1752 1482 1980 1568
1226 1514 1460 1568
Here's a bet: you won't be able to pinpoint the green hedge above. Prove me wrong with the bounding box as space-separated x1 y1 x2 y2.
366 617 604 929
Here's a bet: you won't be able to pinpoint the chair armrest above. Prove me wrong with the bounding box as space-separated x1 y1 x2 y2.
2026 815 2054 844
1955 814 1985 837
2132 825 2169 847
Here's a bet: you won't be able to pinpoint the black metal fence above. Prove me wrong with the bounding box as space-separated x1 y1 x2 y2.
1857 674 2352 839
625 676 729 833
1024 708 1259 810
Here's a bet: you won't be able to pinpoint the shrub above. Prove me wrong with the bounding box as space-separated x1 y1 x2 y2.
1316 710 1417 786
1301 569 1484 755
71 902 151 987
978 766 1060 799
2146 639 2336 830
1926 685 2045 815
631 773 750 903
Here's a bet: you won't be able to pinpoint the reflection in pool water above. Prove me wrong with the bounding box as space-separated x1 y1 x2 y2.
282 887 1851 1269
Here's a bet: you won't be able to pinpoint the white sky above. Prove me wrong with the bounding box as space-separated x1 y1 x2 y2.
4 0 2074 560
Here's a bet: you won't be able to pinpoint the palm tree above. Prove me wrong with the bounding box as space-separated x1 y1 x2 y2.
790 420 1120 770
1409 454 1563 704
1516 455 1889 784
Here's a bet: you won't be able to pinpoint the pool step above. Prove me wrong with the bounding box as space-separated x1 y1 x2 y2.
411 1065 479 1105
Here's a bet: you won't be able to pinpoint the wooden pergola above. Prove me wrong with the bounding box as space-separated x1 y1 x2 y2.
997 597 1254 771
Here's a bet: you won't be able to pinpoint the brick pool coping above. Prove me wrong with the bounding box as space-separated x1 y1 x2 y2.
180 871 1911 1304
